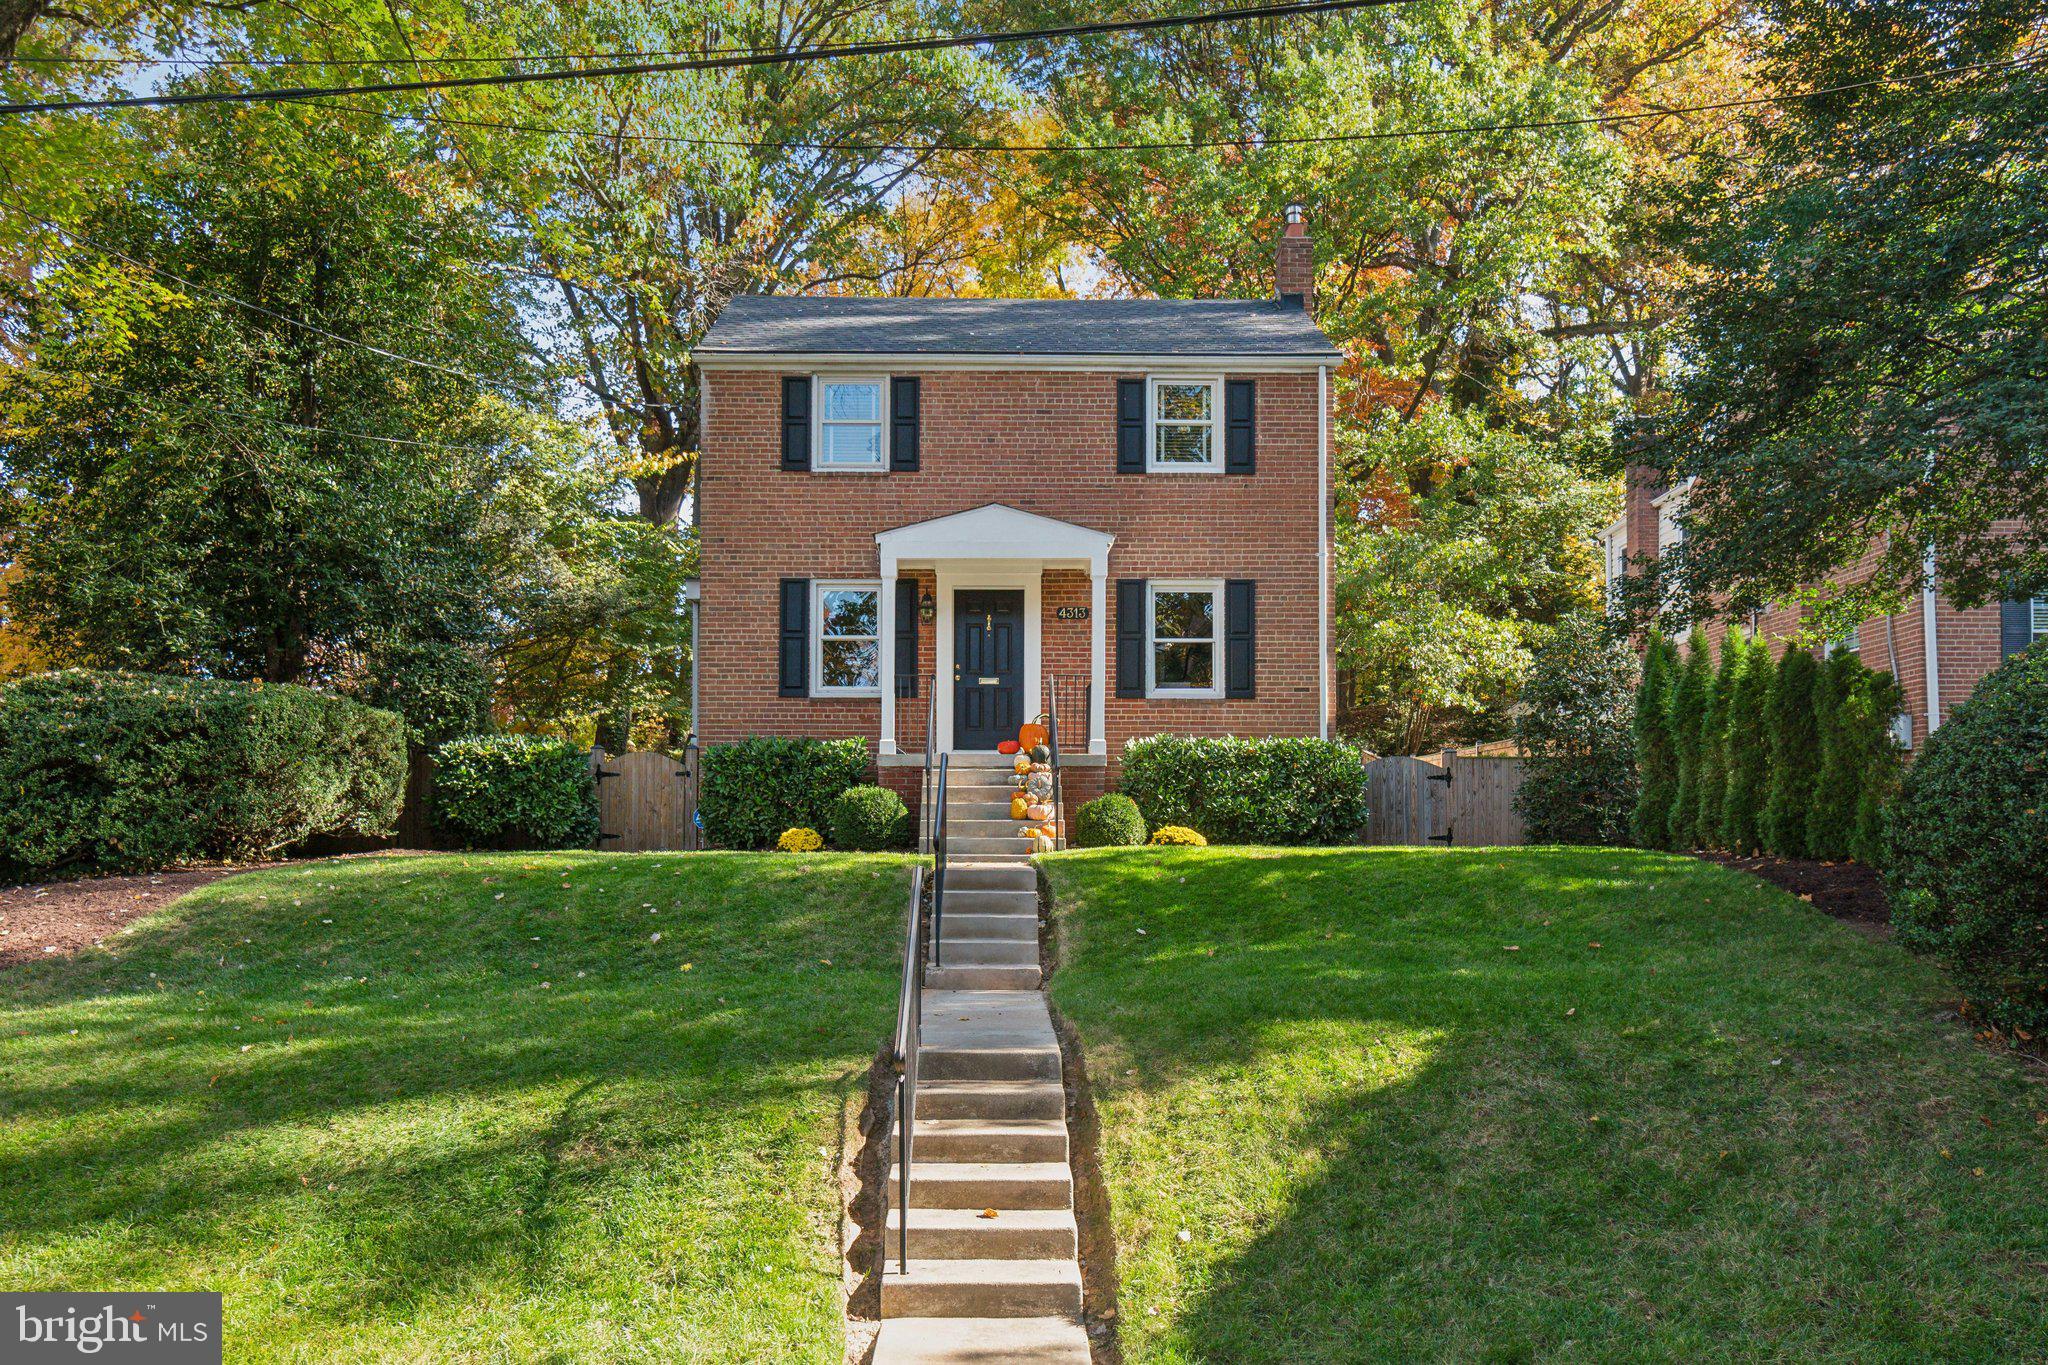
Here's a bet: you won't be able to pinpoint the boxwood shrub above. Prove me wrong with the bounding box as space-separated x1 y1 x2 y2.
698 736 872 850
1886 643 2048 1032
1118 735 1370 845
432 735 598 850
829 784 910 851
0 670 404 880
1074 793 1147 848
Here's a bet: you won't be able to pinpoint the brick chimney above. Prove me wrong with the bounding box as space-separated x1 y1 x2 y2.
1275 201 1314 312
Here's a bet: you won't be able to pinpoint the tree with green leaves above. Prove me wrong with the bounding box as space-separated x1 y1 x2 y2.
1761 647 1821 858
1720 639 1773 855
1639 0 2048 635
1334 407 1613 752
1666 637 1713 849
1631 632 1680 849
1512 612 1638 846
0 101 559 703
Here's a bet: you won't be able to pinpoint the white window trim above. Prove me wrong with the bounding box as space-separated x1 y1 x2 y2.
811 374 889 472
1145 578 1225 698
812 579 882 696
1145 376 1225 474
2033 597 2048 643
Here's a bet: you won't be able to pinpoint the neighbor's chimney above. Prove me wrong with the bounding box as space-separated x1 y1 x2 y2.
1275 201 1313 313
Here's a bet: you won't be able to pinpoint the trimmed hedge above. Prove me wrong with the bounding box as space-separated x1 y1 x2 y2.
698 737 872 850
1074 793 1147 848
0 670 404 880
1887 643 2048 1032
829 785 910 851
1118 735 1369 845
432 735 598 849
1630 633 1680 849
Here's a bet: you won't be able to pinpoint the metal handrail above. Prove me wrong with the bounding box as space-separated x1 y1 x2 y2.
931 752 951 966
890 864 927 1275
1045 679 1068 851
918 671 937 852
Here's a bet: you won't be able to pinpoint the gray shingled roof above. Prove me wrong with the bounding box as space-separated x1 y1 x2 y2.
695 295 1342 360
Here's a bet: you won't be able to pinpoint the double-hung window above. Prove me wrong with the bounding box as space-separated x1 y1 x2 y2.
1147 580 1222 697
2034 597 2048 644
813 581 880 694
814 377 886 470
1147 377 1222 472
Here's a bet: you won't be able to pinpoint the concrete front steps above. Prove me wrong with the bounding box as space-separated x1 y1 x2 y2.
872 980 1088 1364
924 859 1041 992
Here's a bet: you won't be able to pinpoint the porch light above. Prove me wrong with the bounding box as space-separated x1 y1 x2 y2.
1284 201 1305 227
918 592 937 623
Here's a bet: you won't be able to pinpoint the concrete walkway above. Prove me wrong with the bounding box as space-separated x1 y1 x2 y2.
872 755 1088 1363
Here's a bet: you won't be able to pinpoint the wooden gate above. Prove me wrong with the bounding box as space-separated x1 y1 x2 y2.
1363 748 1527 846
593 748 701 851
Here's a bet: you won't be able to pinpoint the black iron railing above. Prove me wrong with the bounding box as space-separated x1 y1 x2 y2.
931 752 951 965
917 671 938 853
890 864 927 1274
1044 678 1069 851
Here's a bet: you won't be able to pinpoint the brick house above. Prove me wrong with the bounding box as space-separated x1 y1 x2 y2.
690 208 1340 813
1604 469 2043 749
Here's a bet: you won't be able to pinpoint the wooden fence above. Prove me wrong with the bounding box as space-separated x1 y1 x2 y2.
1362 747 1528 847
593 747 701 852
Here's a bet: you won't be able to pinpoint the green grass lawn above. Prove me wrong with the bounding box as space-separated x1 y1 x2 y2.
1043 845 2048 1364
0 851 913 1363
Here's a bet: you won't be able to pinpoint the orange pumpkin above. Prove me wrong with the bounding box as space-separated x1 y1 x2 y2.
1017 718 1049 750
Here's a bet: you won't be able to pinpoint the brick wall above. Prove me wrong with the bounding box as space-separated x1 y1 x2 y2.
697 365 1329 779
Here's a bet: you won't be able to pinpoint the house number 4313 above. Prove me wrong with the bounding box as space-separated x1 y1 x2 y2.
1055 606 1089 621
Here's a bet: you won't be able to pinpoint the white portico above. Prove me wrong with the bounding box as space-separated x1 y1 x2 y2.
875 504 1112 757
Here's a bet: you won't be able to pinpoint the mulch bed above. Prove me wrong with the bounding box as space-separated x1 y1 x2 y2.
1695 851 1892 936
0 852 429 970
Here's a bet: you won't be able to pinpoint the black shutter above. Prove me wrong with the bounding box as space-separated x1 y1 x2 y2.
1116 579 1147 698
890 376 920 472
895 577 919 697
1116 379 1146 473
1225 379 1256 475
2003 598 2037 658
1225 579 1256 698
778 578 809 697
780 377 811 471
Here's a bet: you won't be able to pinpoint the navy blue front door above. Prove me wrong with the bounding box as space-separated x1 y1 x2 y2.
954 590 1024 750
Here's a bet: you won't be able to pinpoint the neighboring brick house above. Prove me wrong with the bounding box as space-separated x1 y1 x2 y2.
691 209 1340 813
1604 468 2043 749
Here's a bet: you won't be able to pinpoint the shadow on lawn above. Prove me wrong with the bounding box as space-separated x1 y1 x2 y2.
1048 846 2048 1363
0 853 906 1317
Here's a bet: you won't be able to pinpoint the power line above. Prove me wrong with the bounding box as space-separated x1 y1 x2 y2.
0 199 508 390
0 0 1415 117
311 51 2048 156
5 28 976 69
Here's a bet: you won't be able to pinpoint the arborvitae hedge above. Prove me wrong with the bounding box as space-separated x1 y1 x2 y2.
1761 647 1821 857
1840 665 1904 865
1808 652 1865 860
1720 641 1773 854
1666 638 1713 850
1630 633 1680 849
1698 636 1741 847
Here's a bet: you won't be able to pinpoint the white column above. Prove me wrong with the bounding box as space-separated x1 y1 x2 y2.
1089 558 1108 755
878 551 898 755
